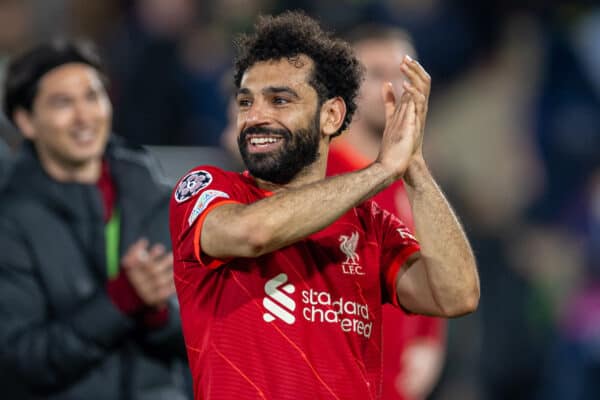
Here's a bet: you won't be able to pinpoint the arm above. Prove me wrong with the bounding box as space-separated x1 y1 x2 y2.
396 163 479 317
391 56 479 317
202 162 395 258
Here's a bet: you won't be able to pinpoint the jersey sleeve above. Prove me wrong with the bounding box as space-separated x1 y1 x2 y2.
371 202 420 306
169 166 241 269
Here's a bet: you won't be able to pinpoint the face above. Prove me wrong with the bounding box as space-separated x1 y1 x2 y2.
355 38 416 134
236 56 322 184
18 63 112 175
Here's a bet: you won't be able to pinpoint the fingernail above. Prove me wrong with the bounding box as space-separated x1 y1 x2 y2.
405 55 413 61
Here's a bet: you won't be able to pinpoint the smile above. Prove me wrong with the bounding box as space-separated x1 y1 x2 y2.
248 136 282 145
245 135 284 154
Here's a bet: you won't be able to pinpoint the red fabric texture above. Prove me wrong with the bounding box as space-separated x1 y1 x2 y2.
170 166 419 400
96 160 117 223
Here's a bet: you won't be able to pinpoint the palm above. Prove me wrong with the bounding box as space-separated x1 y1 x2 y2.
376 56 430 178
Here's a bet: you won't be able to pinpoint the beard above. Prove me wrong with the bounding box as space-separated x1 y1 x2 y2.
238 114 321 185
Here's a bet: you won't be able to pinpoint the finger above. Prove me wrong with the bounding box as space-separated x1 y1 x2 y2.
381 82 396 122
401 56 431 95
140 256 173 283
122 238 149 268
402 81 427 117
394 90 411 117
406 56 431 87
136 238 151 262
401 100 417 131
148 243 166 259
153 252 174 273
154 272 176 290
151 276 176 298
385 99 408 140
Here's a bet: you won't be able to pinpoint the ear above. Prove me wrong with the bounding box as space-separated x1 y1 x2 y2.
13 108 37 140
319 97 346 139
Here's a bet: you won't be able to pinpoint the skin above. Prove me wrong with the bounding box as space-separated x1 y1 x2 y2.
202 54 479 318
14 63 175 308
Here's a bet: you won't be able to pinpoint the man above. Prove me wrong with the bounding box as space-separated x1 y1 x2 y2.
326 26 447 400
170 11 479 400
0 39 190 399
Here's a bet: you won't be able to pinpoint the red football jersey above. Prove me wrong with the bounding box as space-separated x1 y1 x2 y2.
169 166 420 400
327 141 447 400
327 141 414 231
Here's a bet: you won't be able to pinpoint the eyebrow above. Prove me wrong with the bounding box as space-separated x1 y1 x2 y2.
236 86 300 99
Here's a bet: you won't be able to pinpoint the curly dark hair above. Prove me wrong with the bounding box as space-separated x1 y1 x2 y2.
233 11 364 136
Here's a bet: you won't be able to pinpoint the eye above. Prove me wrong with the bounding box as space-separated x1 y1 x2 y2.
272 96 289 105
237 98 252 108
86 89 100 102
48 96 72 108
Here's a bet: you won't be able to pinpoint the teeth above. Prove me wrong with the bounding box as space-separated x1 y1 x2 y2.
73 130 94 141
250 137 280 145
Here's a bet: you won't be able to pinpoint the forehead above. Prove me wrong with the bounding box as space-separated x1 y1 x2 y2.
36 63 104 96
239 55 315 94
355 39 415 69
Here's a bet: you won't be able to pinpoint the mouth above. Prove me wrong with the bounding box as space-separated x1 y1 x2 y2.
70 128 98 146
246 134 284 153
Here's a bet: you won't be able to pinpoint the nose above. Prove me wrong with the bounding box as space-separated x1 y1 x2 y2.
240 99 270 128
73 99 93 124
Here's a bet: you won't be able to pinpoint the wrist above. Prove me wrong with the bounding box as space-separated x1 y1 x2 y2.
403 156 430 191
106 272 146 316
370 160 398 187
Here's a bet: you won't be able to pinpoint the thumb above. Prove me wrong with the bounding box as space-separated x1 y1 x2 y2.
122 237 149 268
381 82 396 122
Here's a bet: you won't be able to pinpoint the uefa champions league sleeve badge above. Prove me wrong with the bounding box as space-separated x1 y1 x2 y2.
174 170 213 203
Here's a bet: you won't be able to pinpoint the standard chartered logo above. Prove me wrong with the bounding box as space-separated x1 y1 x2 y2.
263 273 296 324
262 273 372 338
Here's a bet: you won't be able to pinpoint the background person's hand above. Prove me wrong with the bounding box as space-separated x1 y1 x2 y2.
120 238 175 309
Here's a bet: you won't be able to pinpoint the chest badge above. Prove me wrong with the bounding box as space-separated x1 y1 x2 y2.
339 231 365 275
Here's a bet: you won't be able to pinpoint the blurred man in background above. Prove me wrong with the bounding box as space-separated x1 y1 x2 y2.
0 39 190 399
326 25 447 400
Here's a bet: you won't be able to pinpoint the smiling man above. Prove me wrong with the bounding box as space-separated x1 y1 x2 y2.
170 11 479 400
0 39 191 399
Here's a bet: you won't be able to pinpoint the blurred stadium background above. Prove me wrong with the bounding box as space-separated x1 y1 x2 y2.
1 1 599 399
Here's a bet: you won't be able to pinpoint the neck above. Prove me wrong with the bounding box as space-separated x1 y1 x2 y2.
37 150 103 184
344 119 381 161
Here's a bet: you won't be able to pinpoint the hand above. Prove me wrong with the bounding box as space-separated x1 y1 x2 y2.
377 55 431 178
120 238 175 308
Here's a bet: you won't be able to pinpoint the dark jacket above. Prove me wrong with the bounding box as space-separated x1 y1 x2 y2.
0 137 11 189
0 139 190 400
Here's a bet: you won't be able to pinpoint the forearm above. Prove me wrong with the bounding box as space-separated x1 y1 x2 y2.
203 162 394 257
403 158 479 316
